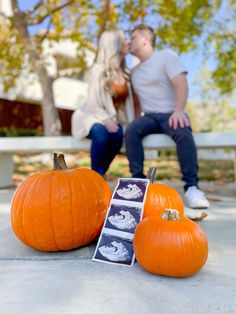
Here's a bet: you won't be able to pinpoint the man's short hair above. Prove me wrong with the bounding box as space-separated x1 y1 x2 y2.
131 24 156 47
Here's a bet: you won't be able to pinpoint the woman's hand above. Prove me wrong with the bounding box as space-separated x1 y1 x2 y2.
104 118 119 133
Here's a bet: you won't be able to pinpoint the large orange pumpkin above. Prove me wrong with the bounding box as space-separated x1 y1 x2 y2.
143 167 184 218
11 153 111 252
134 209 208 277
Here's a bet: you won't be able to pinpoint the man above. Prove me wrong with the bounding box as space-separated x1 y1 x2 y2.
125 24 209 209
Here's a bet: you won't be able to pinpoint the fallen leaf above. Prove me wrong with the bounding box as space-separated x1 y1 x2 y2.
207 197 222 202
188 212 208 221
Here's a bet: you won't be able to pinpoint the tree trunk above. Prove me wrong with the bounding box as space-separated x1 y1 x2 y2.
11 0 61 136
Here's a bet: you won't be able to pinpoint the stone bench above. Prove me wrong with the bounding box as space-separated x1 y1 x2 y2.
0 132 236 188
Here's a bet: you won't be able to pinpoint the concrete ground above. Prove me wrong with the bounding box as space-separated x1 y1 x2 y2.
0 180 235 314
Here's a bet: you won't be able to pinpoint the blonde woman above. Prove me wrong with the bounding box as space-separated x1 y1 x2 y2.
72 30 135 176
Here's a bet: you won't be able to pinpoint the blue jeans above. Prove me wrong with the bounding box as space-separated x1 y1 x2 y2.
88 123 123 176
125 113 199 191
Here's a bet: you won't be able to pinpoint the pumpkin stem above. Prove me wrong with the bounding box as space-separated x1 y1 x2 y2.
147 167 157 183
161 209 180 221
53 152 68 170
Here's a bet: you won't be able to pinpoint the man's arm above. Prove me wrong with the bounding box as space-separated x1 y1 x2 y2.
169 73 190 129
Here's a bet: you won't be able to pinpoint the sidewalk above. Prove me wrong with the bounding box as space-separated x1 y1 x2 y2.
0 181 235 314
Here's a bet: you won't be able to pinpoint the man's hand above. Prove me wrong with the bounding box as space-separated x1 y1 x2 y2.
170 73 189 129
168 110 190 129
104 118 119 133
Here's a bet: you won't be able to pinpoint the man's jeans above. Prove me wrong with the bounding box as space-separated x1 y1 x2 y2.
88 123 123 176
125 113 199 191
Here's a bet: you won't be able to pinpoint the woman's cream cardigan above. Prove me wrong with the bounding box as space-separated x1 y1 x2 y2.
72 63 135 140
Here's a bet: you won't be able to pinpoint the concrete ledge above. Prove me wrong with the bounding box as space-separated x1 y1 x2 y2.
1 132 236 152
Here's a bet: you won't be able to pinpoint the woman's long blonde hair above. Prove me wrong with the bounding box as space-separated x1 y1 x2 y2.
95 29 128 94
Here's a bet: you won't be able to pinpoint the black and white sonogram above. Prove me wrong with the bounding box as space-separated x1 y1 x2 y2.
94 234 134 265
105 204 142 233
113 179 149 203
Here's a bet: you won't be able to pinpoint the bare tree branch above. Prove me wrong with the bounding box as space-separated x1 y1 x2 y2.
97 0 111 39
25 0 44 16
37 17 52 43
26 0 77 25
93 0 111 62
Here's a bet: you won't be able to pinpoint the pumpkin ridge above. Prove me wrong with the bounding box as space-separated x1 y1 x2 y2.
49 171 61 251
85 170 101 242
92 173 105 235
83 170 93 243
91 171 106 239
11 181 29 247
86 172 97 240
28 174 47 251
15 174 45 251
74 169 87 245
81 169 110 242
22 175 44 250
67 172 76 249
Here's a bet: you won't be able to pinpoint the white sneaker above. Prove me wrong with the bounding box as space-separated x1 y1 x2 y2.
185 186 210 209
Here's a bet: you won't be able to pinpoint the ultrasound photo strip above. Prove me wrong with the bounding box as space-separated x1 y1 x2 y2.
92 178 150 266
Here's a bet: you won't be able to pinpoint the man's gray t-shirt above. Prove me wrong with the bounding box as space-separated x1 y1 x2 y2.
131 49 187 114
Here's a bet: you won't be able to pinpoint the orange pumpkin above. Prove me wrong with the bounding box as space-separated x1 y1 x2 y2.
134 209 208 277
11 153 111 252
143 167 184 218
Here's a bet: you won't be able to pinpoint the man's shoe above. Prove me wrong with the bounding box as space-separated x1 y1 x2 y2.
185 186 210 209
